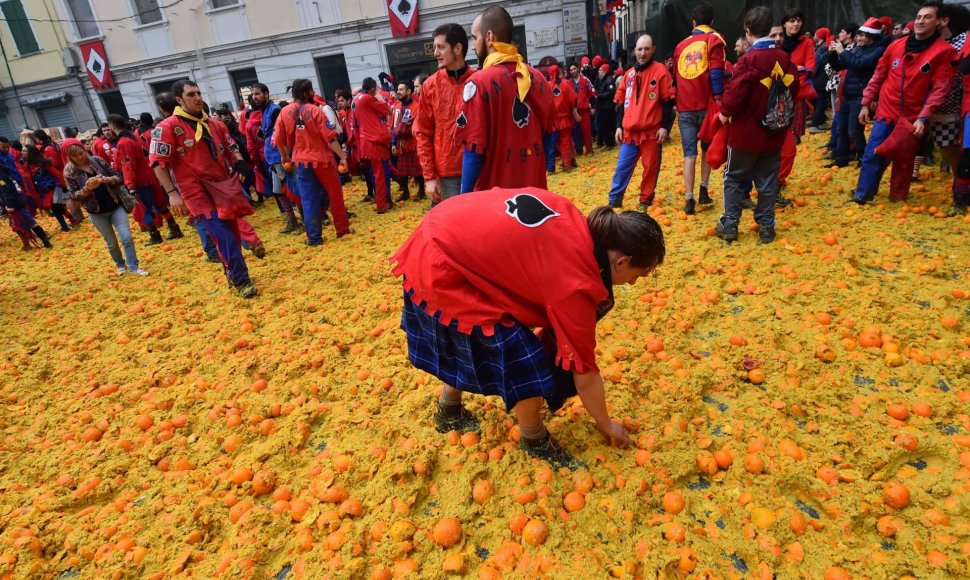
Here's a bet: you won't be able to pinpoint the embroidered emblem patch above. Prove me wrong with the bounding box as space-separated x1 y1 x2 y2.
505 193 560 227
463 81 477 103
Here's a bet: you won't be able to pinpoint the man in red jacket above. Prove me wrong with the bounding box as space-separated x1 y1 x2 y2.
568 62 596 156
107 114 184 245
714 6 799 243
390 80 423 202
414 23 475 204
354 77 393 212
457 6 556 193
607 34 676 209
852 1 956 204
544 65 579 173
673 2 725 214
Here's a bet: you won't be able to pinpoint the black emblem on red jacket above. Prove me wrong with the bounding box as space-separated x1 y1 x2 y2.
505 193 560 227
512 97 531 128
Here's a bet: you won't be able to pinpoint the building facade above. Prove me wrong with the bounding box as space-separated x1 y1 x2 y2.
2 0 597 133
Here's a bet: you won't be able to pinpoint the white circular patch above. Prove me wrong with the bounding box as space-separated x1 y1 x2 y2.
463 81 477 103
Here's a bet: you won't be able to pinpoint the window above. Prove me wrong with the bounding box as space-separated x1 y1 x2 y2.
99 91 129 119
65 0 99 38
132 0 163 25
229 68 258 107
1 0 41 55
314 55 350 101
149 77 190 99
210 0 239 8
37 104 77 128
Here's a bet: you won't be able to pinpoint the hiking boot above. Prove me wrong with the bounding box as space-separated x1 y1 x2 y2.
684 198 696 215
236 282 259 299
434 403 481 434
714 221 738 242
251 242 266 259
32 226 52 249
166 222 184 240
741 197 756 210
759 225 776 244
519 432 584 471
145 229 164 246
281 220 300 234
697 185 713 205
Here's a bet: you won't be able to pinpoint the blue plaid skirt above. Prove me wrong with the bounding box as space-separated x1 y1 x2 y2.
401 292 576 412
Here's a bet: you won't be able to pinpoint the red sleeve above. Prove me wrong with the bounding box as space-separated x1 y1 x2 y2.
274 109 292 157
413 79 437 180
920 46 958 119
719 62 752 118
661 69 676 101
115 139 138 190
529 70 557 134
545 294 600 374
794 38 815 72
312 107 336 143
709 35 726 70
148 123 176 168
457 73 489 153
862 47 892 107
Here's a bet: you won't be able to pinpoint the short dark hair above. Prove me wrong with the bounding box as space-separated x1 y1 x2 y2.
64 127 78 138
433 23 468 57
106 114 128 130
32 129 51 144
398 80 414 93
840 23 859 36
171 79 198 98
480 6 513 43
784 7 804 23
291 78 314 102
215 107 231 117
692 2 714 26
10 140 23 151
251 82 269 94
921 1 945 17
156 92 177 115
745 6 774 38
0 136 9 144
139 112 154 125
362 77 377 92
941 2 970 35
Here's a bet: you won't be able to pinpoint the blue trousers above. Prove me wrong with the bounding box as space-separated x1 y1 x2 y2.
854 119 893 201
197 213 250 286
134 186 161 229
296 163 330 244
608 140 662 206
835 98 866 166
88 206 139 270
193 220 220 260
544 131 559 172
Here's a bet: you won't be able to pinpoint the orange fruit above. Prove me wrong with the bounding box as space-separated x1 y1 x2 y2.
563 491 585 512
748 368 765 384
472 480 493 505
883 482 910 509
662 491 685 514
743 454 765 474
522 519 548 546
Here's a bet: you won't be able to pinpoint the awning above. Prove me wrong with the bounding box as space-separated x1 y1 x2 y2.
21 91 72 108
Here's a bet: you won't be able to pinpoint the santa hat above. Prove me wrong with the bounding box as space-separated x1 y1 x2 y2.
815 27 831 42
905 21 915 32
859 17 883 35
879 16 893 31
592 55 605 68
599 63 611 73
581 56 590 66
614 67 624 76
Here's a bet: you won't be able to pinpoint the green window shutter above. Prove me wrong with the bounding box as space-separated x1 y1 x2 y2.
1 0 41 55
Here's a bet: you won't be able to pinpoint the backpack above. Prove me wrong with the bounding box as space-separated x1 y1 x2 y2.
761 64 795 133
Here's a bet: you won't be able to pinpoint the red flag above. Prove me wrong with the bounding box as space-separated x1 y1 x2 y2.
387 0 419 38
80 39 115 90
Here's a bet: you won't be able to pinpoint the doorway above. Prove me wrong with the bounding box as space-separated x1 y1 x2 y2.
314 55 351 100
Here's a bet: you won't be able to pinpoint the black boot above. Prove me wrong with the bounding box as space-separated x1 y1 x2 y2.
413 177 426 201
166 220 184 240
396 178 411 202
714 221 738 242
697 185 713 205
32 225 52 249
146 228 163 246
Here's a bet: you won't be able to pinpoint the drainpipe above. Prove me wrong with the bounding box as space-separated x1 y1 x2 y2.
0 39 28 128
190 1 212 98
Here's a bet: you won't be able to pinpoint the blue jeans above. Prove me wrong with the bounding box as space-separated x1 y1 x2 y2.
296 163 330 244
193 219 220 260
607 140 662 206
678 111 707 157
835 97 866 166
543 131 559 172
198 214 250 286
134 185 161 229
88 206 139 270
854 119 893 200
720 147 780 230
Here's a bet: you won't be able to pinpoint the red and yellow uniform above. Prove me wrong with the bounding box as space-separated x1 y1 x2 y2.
674 25 726 112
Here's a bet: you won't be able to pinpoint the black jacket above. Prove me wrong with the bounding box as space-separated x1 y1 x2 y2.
593 74 617 110
828 36 890 99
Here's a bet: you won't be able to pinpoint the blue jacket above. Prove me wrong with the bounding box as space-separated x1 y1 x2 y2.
828 37 890 99
813 43 830 90
260 100 282 165
0 151 21 187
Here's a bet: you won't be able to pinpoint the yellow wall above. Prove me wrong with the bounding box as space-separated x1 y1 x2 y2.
0 0 68 85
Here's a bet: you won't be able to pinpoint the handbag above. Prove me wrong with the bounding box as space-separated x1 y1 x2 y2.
116 184 137 213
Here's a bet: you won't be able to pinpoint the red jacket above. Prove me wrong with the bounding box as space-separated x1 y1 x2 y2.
572 74 595 110
353 92 391 161
244 109 265 168
92 137 115 163
391 98 418 154
275 102 337 166
391 188 609 374
674 25 727 112
720 40 800 153
42 145 65 173
413 67 476 180
864 35 956 122
551 77 578 130
113 133 156 189
616 61 676 142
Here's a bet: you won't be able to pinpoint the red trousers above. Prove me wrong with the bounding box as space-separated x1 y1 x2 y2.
365 158 392 211
779 131 796 186
577 110 593 155
304 162 350 235
238 217 261 246
558 127 575 169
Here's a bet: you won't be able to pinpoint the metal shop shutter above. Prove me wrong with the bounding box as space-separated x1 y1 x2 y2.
37 104 77 129
0 116 14 139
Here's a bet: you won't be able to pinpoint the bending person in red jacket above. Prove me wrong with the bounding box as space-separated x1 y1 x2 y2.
852 2 956 204
392 188 665 467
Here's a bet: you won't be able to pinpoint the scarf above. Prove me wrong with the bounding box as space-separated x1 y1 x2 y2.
173 106 211 142
694 24 715 35
782 32 801 54
906 31 940 54
632 59 653 106
482 42 532 101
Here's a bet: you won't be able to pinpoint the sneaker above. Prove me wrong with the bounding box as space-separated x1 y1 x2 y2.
376 207 392 215
684 198 696 215
714 221 738 242
759 226 776 244
697 186 713 205
741 197 756 210
434 403 481 434
519 432 585 471
251 243 266 259
845 197 867 206
776 194 792 208
362 194 375 203
947 204 968 217
236 282 259 299
638 202 651 211
808 126 825 135
305 239 323 247
130 269 150 276
116 266 126 276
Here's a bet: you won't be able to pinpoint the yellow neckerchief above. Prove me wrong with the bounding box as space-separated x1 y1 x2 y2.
173 106 210 142
482 42 532 101
695 25 715 34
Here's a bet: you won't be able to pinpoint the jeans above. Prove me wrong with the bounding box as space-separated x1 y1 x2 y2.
812 91 829 127
198 213 251 286
88 206 139 270
720 147 781 230
835 97 866 165
607 139 662 206
193 219 220 260
543 131 560 172
678 111 707 157
854 119 894 200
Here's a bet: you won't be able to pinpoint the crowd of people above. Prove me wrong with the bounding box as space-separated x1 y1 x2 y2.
0 2 965 462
